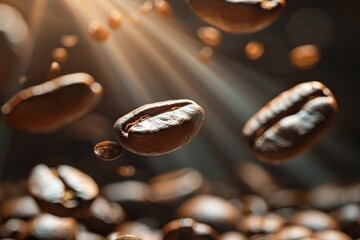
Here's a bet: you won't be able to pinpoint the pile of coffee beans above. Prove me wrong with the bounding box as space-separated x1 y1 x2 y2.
1 163 359 240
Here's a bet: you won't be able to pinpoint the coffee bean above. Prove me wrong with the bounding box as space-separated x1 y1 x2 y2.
0 196 40 221
220 231 247 240
290 210 338 232
106 233 142 240
94 141 123 161
186 0 285 34
113 99 205 156
177 194 239 233
314 230 352 240
162 218 218 240
271 225 313 240
242 81 337 163
1 73 103 133
28 164 99 218
0 219 26 239
18 213 78 240
80 197 126 235
236 213 285 236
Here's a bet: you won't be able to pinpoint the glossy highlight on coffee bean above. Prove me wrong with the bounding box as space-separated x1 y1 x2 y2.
1 73 103 133
94 141 123 161
186 0 286 34
113 99 205 156
242 81 337 164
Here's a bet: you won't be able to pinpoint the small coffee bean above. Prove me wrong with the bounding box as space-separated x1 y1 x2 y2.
113 99 205 156
186 0 285 34
242 81 337 163
94 141 123 161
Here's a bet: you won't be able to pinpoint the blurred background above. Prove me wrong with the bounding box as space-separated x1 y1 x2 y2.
0 0 359 191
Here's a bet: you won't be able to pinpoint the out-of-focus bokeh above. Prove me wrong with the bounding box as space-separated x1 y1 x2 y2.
0 0 359 190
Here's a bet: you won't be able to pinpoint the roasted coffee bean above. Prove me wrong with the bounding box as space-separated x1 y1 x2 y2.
154 0 173 19
220 231 247 240
28 164 99 218
76 229 104 240
236 213 285 236
147 168 206 204
290 210 338 232
271 225 313 240
113 99 205 156
80 197 126 235
51 47 68 63
186 0 285 34
331 204 360 239
102 181 150 219
177 194 239 233
162 218 218 240
240 195 268 215
268 189 308 209
106 233 142 240
94 141 123 161
0 196 40 221
313 230 352 240
108 9 123 29
18 213 78 240
115 222 153 239
197 26 222 47
1 73 103 133
88 20 109 42
242 81 337 163
0 219 26 239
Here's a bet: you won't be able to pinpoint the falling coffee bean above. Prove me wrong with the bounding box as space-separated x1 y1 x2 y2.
242 81 337 163
113 99 205 156
94 141 123 161
186 0 286 34
1 72 103 133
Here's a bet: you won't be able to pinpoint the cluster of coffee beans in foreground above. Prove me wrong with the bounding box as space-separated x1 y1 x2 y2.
0 162 359 240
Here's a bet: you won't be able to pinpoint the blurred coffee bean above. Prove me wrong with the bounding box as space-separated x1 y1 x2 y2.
186 0 285 34
177 194 239 233
139 0 153 15
0 196 39 221
236 213 285 236
1 72 103 133
77 229 104 240
51 47 68 63
28 164 99 218
108 9 123 29
88 20 109 42
116 221 153 239
162 218 218 240
18 213 78 240
106 233 142 240
80 197 126 235
147 168 206 204
0 219 26 239
271 225 313 240
268 189 308 209
245 41 265 60
290 209 338 232
314 230 352 240
242 81 338 163
47 61 61 79
60 34 79 48
307 184 344 211
154 0 173 19
289 44 321 70
102 181 150 219
220 231 247 240
113 99 205 156
197 26 222 47
331 204 360 239
197 46 214 62
94 141 123 161
240 195 268 216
